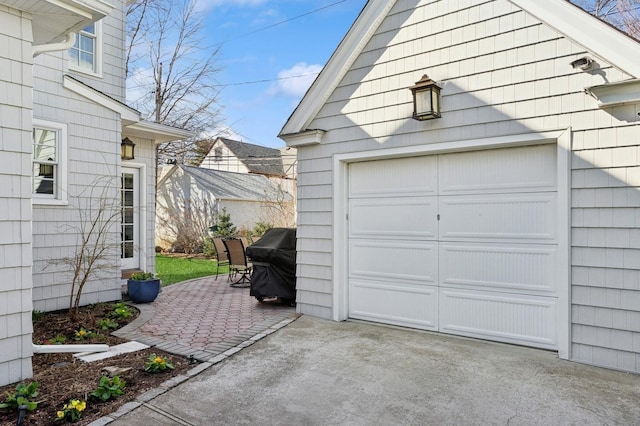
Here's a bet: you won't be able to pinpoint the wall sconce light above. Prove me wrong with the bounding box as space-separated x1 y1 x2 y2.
121 137 135 160
39 161 54 177
409 74 442 120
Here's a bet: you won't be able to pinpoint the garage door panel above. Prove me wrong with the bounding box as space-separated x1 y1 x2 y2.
350 279 438 330
439 144 557 195
440 242 557 295
349 156 437 198
439 193 557 243
349 197 438 240
439 288 557 349
347 145 560 350
349 240 437 285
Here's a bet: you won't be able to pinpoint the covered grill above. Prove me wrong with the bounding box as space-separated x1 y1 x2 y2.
245 228 296 305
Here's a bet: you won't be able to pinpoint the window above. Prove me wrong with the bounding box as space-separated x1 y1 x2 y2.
69 21 102 75
214 147 223 162
32 120 67 204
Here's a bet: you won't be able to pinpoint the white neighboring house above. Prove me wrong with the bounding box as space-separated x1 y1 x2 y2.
156 165 294 251
280 0 640 373
200 137 297 196
0 0 191 386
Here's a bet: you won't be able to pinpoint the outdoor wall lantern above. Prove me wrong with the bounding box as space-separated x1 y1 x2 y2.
121 137 136 160
409 74 442 120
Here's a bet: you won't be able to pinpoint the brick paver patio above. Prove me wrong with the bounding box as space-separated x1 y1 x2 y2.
114 275 299 362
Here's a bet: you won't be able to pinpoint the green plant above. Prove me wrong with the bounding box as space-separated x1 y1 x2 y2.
91 375 125 401
56 399 86 422
49 334 66 345
73 328 94 340
145 353 175 373
129 271 156 281
110 302 133 320
203 235 215 258
0 382 39 412
252 221 273 237
98 318 119 330
32 310 45 322
210 207 237 237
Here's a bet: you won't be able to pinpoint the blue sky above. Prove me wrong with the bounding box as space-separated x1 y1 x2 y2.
197 0 368 148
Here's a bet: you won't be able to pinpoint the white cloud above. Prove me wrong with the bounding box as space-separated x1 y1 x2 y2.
270 62 322 98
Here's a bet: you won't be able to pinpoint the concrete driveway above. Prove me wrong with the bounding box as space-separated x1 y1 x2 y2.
110 316 640 425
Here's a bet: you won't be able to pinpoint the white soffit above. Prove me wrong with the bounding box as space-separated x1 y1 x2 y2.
279 129 326 147
125 121 194 144
586 79 640 107
508 0 640 78
279 0 396 138
2 0 114 45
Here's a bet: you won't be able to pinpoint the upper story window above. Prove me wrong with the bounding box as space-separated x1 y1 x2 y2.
32 120 67 205
214 147 223 162
69 21 102 76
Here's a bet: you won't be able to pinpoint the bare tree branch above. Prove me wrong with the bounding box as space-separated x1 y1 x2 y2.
126 0 222 165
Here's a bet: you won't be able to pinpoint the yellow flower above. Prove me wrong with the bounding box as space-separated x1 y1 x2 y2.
154 357 164 364
77 401 86 411
56 411 65 419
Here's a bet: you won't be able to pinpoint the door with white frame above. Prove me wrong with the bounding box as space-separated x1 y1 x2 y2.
121 168 140 270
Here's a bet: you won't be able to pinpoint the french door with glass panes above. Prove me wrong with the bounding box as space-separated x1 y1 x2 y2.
121 168 139 269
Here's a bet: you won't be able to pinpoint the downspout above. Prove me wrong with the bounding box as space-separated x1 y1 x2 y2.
32 343 108 354
32 32 75 57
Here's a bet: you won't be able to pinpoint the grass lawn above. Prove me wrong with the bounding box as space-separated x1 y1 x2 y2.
156 254 229 286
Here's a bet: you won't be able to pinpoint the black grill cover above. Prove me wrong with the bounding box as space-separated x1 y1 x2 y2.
246 228 296 300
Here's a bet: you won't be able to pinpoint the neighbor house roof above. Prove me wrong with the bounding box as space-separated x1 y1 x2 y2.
279 0 640 140
216 138 286 177
180 165 290 202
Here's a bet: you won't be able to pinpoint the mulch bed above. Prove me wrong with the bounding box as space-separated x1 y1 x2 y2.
0 303 197 425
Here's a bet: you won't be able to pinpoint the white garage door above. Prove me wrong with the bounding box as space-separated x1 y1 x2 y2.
348 144 559 349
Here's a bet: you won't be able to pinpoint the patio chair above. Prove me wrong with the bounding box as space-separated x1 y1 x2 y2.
211 237 230 278
223 238 253 288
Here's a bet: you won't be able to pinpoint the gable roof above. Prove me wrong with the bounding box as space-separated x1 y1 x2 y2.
179 165 290 202
279 0 640 139
216 138 286 177
63 75 193 142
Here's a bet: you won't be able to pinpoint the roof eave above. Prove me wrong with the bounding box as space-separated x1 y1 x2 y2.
125 121 194 144
279 0 396 136
507 0 640 78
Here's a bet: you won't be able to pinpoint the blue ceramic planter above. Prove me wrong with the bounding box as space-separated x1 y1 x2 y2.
127 279 161 303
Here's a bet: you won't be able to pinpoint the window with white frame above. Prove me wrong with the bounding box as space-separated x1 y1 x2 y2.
214 147 223 161
32 120 67 204
69 21 102 75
